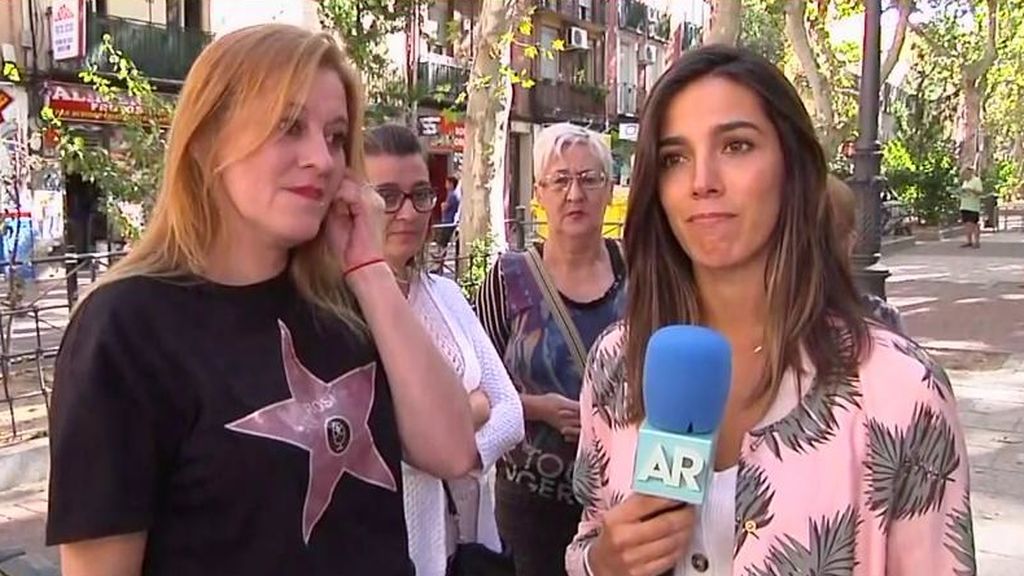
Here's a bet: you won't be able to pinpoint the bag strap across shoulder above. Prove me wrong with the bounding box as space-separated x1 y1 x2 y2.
522 246 588 374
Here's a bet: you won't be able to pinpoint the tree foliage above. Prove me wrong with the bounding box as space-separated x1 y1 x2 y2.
41 35 172 240
740 0 787 63
317 0 432 125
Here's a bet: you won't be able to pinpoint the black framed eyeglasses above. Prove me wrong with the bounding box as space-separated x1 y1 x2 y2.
374 183 438 214
537 169 608 193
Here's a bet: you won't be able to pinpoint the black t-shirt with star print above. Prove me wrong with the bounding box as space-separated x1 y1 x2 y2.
46 272 414 576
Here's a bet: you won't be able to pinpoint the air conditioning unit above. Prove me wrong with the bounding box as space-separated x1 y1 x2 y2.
642 44 657 65
568 27 589 50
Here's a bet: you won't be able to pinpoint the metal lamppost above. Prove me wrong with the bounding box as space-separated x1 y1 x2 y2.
850 0 890 298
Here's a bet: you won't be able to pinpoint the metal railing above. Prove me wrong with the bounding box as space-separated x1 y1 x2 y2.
54 14 213 81
531 80 607 122
617 83 639 116
417 61 470 105
539 0 607 25
0 251 124 445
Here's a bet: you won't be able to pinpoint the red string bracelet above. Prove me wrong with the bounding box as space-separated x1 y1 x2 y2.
343 258 386 277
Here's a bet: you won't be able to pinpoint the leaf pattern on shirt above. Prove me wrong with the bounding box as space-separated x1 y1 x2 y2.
735 461 776 556
746 506 860 576
865 403 960 529
749 327 863 460
944 493 977 576
607 489 626 509
749 365 862 460
586 323 631 430
890 336 954 401
573 434 609 517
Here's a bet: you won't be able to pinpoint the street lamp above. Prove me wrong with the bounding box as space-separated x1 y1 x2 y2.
850 0 890 298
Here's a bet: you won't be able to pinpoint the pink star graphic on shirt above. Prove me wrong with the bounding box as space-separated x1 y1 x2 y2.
226 320 397 544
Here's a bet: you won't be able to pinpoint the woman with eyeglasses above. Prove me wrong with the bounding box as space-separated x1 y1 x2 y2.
474 123 626 576
364 123 524 576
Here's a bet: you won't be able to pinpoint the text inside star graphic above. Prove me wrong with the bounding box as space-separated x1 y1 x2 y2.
226 320 396 544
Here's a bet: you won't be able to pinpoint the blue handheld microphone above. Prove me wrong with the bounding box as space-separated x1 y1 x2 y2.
631 325 732 504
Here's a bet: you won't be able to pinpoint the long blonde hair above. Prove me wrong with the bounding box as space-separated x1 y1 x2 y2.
80 24 366 328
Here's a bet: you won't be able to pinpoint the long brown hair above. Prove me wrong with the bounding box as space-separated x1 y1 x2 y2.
78 24 367 327
622 45 869 423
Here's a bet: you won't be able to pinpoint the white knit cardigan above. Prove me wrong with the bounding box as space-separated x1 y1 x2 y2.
403 274 525 576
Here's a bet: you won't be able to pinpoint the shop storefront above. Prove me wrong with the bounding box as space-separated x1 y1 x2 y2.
41 80 173 252
417 113 465 217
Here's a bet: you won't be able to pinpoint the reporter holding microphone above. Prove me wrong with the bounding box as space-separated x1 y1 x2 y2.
568 46 975 576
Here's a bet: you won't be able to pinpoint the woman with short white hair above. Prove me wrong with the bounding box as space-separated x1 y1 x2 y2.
475 123 626 576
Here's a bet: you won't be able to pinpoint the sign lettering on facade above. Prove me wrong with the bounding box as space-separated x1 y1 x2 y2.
51 0 86 61
44 82 173 126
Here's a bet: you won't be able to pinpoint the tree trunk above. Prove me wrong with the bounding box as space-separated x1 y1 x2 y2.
958 0 998 169
706 0 742 46
880 0 913 84
459 0 515 257
783 0 837 153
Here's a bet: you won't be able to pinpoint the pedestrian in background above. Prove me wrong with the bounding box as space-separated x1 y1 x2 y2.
826 174 907 334
959 166 985 248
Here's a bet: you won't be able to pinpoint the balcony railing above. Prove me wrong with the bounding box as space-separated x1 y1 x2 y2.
538 0 607 26
682 23 704 49
619 0 671 41
618 83 638 116
54 14 212 81
617 83 647 116
417 61 470 105
619 0 647 32
532 80 607 122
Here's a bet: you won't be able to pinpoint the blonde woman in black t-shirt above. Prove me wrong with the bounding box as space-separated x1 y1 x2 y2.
45 24 477 576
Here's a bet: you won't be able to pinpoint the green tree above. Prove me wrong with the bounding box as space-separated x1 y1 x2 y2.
911 0 999 171
781 0 913 159
41 35 172 240
317 0 432 126
982 0 1024 199
740 0 786 63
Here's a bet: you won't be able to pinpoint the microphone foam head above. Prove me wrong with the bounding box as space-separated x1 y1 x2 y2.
643 325 732 435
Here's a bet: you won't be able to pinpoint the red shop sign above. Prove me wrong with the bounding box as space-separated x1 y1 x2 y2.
44 82 173 126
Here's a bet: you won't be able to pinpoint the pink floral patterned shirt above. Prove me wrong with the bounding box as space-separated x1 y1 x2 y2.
567 322 976 576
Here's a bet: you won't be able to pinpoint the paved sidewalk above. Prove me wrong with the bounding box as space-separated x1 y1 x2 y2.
0 481 54 566
952 363 1024 575
884 230 1024 354
883 230 1024 574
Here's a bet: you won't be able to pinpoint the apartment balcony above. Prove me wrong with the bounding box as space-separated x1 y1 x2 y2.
616 83 648 117
682 22 704 49
417 61 470 106
53 13 212 82
537 0 607 27
619 0 671 41
531 79 607 122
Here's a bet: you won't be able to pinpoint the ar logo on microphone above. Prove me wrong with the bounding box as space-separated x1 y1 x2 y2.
636 444 705 490
325 417 352 455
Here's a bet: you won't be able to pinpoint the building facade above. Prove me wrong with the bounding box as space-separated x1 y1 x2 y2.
0 0 213 258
